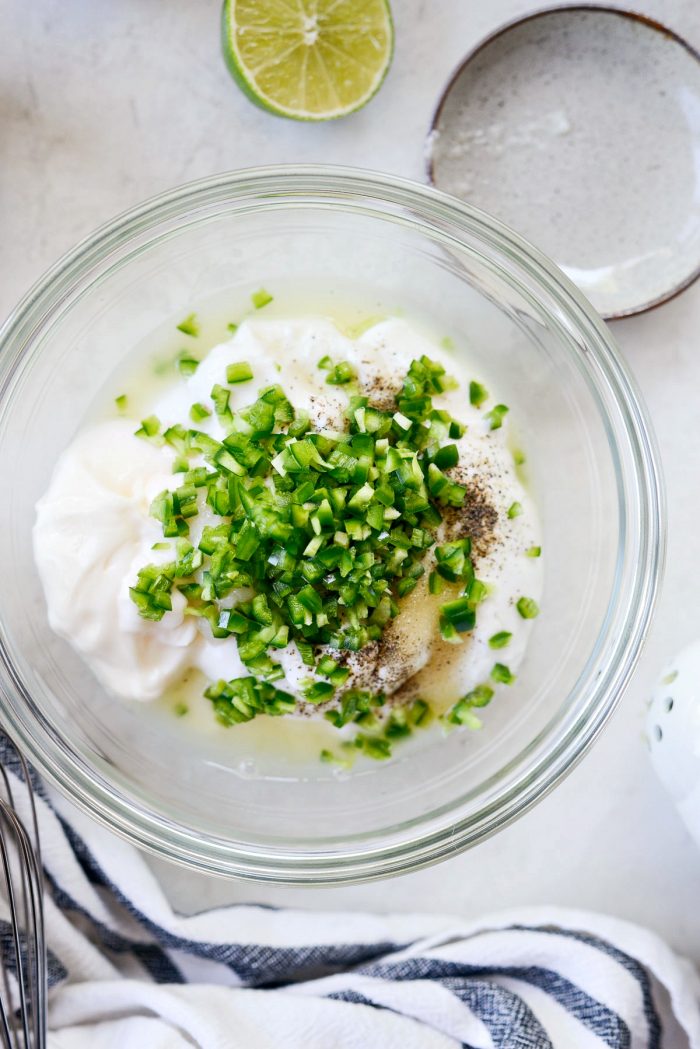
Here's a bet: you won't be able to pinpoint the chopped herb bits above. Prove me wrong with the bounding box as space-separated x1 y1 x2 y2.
226 361 253 384
36 312 542 767
189 403 211 423
134 415 161 442
134 356 474 682
516 596 540 619
491 662 515 684
469 380 489 408
251 288 273 309
446 683 494 728
128 323 540 760
485 403 509 430
324 360 357 385
176 314 199 337
177 353 200 378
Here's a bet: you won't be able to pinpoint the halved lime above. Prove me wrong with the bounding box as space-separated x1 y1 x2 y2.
221 0 394 121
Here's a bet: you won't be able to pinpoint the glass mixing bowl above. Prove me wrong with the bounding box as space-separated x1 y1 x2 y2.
0 167 663 883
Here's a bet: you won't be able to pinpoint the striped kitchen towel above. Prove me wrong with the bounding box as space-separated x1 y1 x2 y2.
3 745 699 1048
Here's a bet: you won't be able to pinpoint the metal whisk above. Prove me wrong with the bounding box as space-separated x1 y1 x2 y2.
0 739 46 1049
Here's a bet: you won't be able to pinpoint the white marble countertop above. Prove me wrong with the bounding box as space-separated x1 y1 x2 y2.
4 0 700 962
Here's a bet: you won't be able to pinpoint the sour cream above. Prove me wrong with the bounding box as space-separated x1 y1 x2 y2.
34 317 542 712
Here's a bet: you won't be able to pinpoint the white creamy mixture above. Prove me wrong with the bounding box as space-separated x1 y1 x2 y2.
34 316 541 719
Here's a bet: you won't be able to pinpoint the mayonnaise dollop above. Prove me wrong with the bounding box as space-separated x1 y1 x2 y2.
34 420 198 699
34 317 542 708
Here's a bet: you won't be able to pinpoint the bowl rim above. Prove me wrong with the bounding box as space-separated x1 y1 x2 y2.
0 165 665 883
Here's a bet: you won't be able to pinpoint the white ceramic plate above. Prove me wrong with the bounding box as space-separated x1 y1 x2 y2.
427 6 700 319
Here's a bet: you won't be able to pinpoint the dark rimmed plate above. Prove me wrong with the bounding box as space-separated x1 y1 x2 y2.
427 6 700 319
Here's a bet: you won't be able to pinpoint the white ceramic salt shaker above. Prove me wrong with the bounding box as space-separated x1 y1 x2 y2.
647 640 700 847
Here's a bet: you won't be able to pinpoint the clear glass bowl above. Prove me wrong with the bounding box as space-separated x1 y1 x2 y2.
0 167 663 883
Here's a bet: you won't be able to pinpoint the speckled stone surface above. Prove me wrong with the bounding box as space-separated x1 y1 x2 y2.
429 7 700 318
4 0 700 964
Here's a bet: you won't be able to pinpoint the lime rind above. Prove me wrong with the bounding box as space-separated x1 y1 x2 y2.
221 0 394 122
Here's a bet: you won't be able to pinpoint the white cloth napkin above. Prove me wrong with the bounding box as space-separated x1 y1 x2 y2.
5 747 699 1049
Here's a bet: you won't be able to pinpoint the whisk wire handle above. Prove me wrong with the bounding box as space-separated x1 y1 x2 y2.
0 743 47 1049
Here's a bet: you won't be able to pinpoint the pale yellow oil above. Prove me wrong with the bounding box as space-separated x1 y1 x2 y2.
162 668 344 764
89 282 399 424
